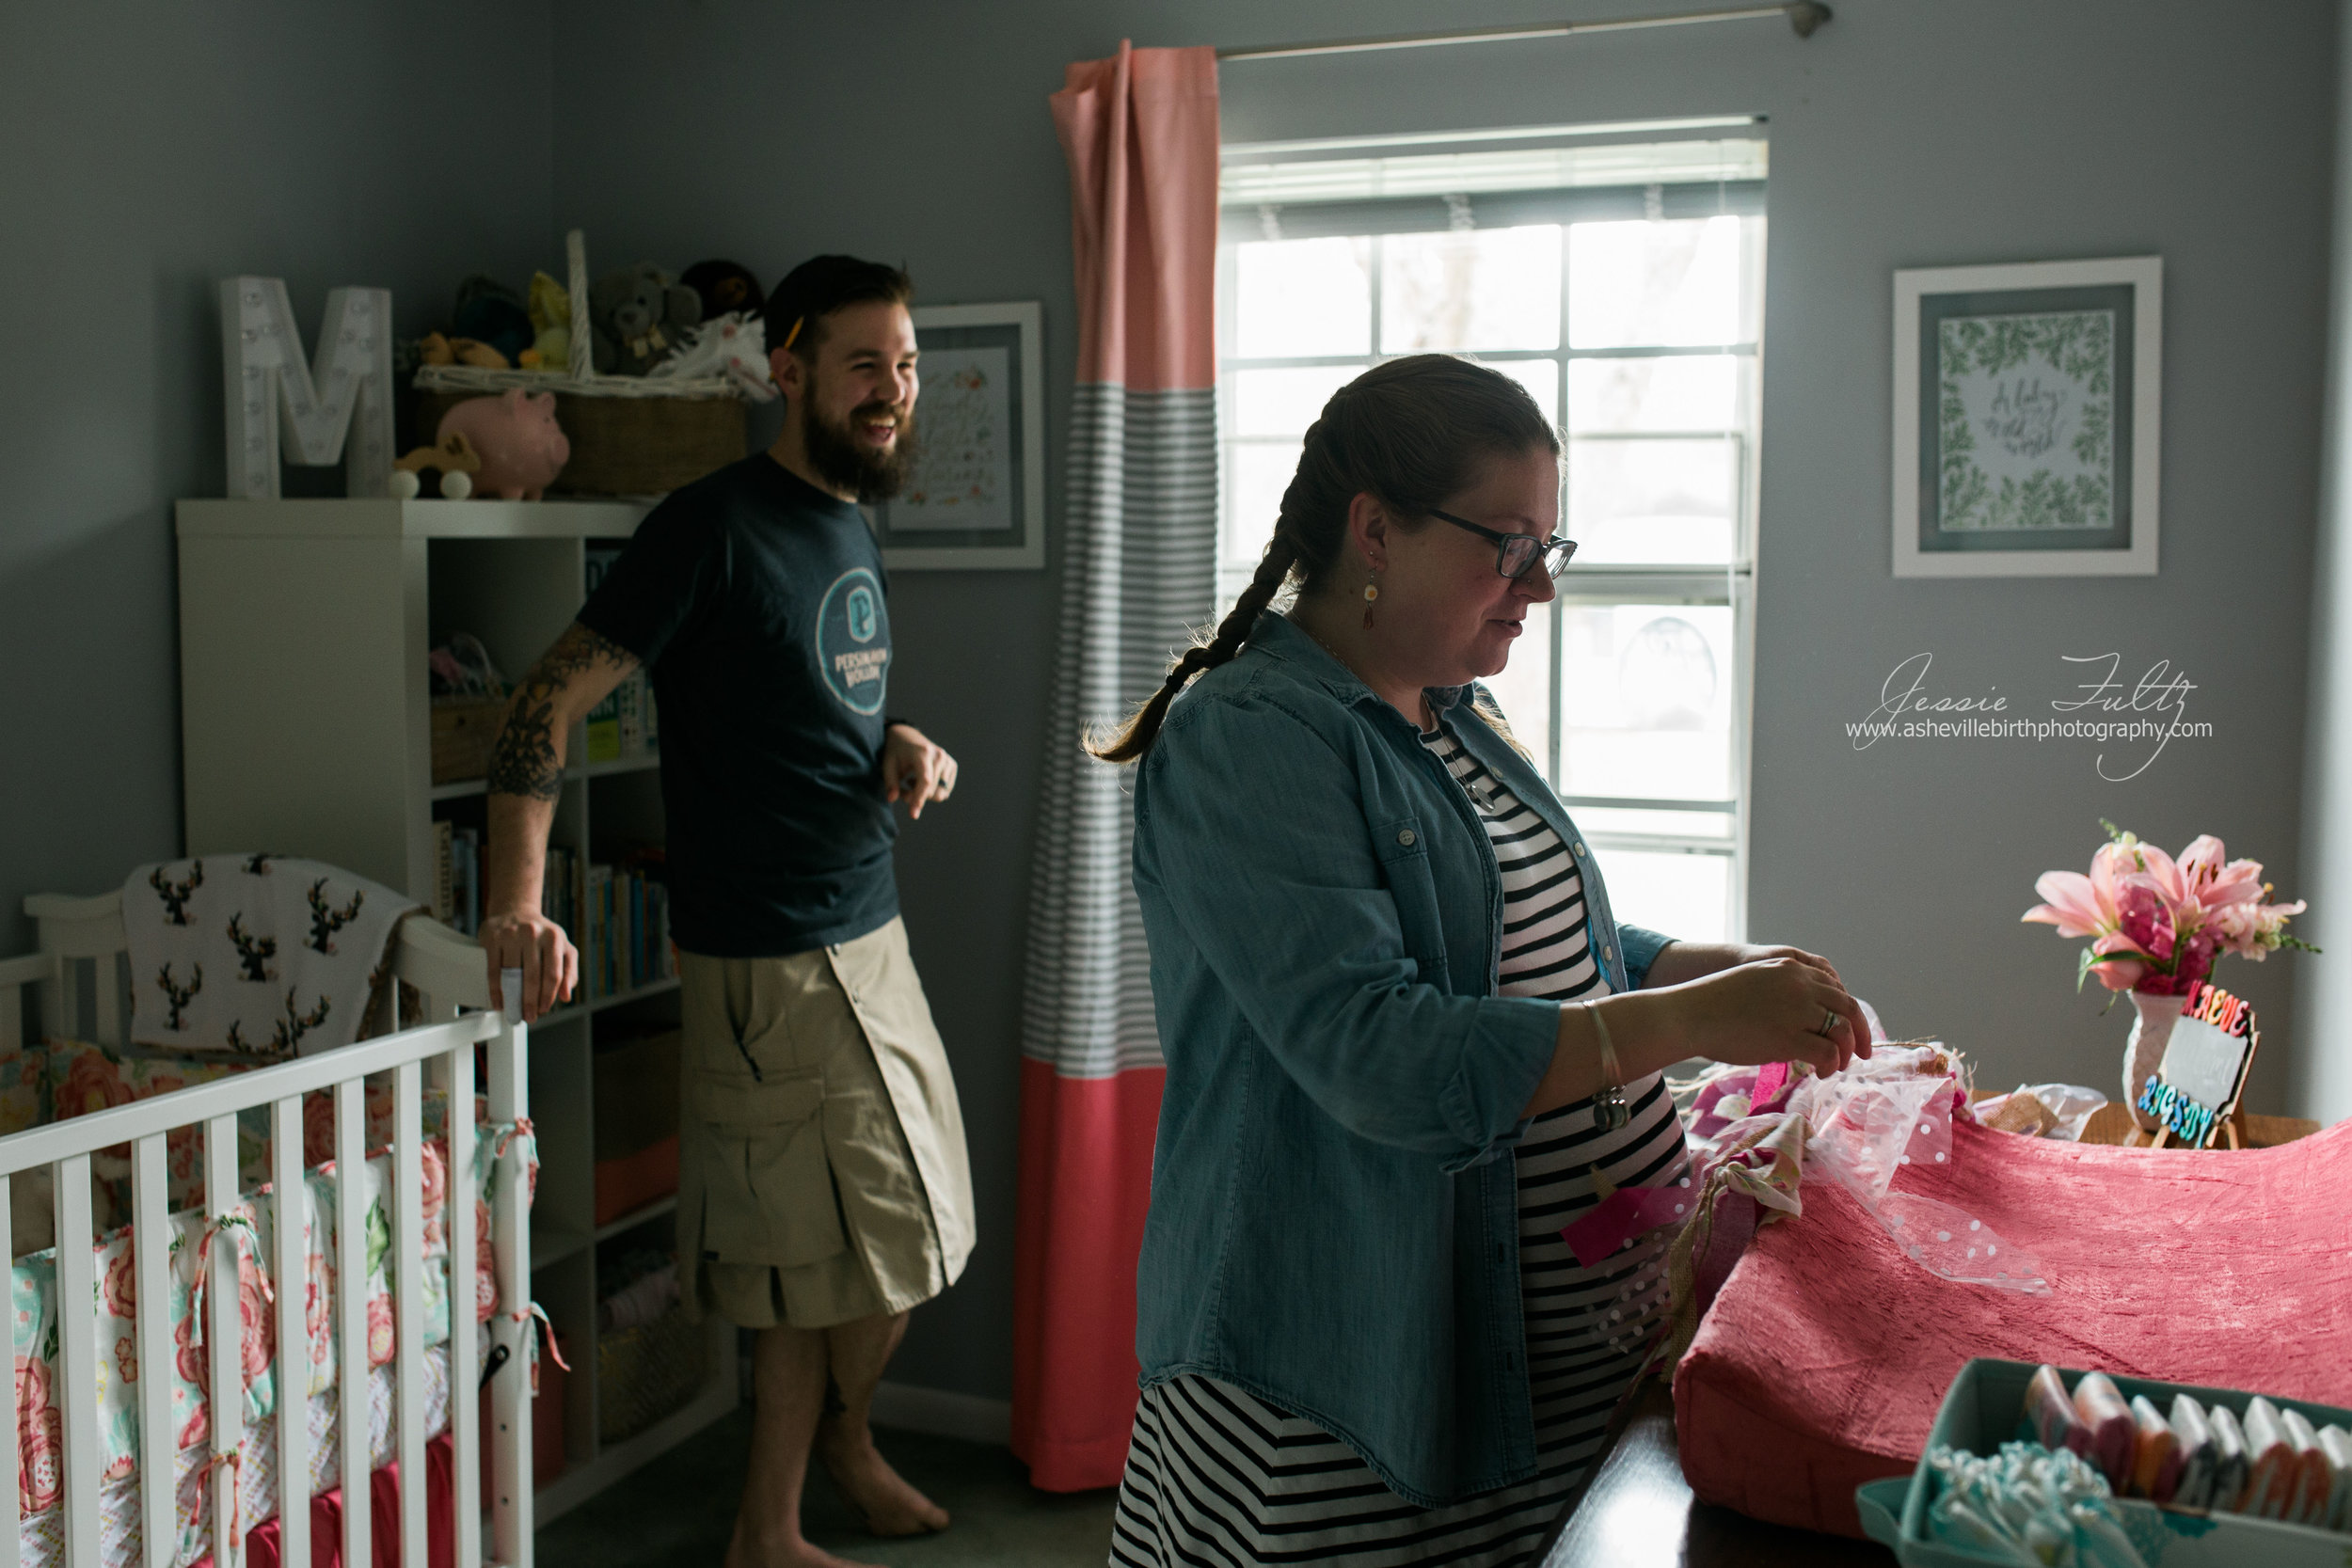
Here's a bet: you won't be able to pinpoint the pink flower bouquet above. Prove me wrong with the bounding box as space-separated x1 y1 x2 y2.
2022 820 2313 995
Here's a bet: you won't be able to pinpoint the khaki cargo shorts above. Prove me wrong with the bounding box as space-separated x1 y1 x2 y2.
675 916 975 1330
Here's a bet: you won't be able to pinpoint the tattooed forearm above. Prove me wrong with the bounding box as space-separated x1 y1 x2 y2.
485 622 639 801
486 696 564 800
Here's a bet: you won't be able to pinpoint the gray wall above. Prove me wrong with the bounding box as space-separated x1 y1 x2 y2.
2296 0 2352 1130
554 0 2336 1406
0 2 555 950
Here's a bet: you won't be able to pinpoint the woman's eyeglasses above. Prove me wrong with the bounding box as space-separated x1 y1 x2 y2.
1428 509 1579 580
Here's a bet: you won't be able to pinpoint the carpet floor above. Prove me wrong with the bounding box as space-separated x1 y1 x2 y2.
536 1408 1119 1567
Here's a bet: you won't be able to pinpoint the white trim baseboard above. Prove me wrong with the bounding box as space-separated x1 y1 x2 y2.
869 1380 1013 1446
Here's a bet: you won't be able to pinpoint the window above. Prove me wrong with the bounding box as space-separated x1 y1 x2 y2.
1216 131 1765 942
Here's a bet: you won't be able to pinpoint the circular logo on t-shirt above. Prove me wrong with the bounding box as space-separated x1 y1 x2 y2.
817 567 890 715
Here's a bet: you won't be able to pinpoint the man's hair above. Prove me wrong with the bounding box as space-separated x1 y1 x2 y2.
764 255 914 362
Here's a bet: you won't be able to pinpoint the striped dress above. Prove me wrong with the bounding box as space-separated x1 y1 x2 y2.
1109 723 1694 1567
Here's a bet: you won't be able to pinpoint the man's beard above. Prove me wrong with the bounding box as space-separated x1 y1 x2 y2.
802 397 917 503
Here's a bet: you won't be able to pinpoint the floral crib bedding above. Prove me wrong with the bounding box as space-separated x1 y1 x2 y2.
9 1086 533 1568
23 1339 453 1568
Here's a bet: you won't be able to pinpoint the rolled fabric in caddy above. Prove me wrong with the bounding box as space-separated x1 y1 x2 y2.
2070 1371 2136 1491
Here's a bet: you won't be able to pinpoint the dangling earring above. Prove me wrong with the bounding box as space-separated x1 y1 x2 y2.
1362 574 1380 631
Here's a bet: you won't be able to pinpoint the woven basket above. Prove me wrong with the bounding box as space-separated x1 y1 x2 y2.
597 1303 706 1443
430 695 508 784
412 230 747 498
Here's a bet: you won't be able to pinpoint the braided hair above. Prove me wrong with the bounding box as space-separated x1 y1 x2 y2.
1093 354 1559 763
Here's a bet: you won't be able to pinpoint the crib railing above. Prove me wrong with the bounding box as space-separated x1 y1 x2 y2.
0 895 533 1568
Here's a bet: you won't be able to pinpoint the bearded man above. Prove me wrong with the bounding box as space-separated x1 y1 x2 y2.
478 255 974 1568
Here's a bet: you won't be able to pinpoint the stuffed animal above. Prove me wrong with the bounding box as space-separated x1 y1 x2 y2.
648 312 776 401
435 389 570 499
453 275 534 365
519 270 572 370
589 263 702 376
419 331 508 370
680 260 765 324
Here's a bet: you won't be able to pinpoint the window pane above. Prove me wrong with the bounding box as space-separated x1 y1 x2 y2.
1492 359 1561 430
1568 216 1750 349
1567 355 1741 434
1237 237 1372 357
1234 364 1367 436
1567 438 1736 565
1588 847 1731 943
1223 440 1299 575
1381 226 1561 353
1474 597 1552 779
1558 603 1733 800
1569 805 1735 840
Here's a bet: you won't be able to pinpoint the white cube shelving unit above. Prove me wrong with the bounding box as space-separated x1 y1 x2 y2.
174 496 735 1523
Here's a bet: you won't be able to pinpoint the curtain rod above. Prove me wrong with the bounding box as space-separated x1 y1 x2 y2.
1216 2 1830 62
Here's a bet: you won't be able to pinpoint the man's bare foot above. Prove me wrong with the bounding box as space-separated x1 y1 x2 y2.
818 1427 950 1537
722 1521 885 1568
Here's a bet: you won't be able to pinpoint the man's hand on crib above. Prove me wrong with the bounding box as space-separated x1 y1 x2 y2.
482 911 579 1022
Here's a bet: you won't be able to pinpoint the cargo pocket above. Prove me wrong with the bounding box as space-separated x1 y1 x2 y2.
688 1072 847 1268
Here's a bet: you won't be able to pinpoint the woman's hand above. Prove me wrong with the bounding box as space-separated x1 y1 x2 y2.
1527 956 1875 1118
1642 940 1844 990
1659 957 1873 1076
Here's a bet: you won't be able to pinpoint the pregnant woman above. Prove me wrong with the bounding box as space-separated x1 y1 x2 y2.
1099 356 1870 1566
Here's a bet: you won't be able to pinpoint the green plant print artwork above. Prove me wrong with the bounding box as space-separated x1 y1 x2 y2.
1937 309 2114 531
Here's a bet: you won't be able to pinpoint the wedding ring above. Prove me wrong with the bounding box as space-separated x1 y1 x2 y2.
1814 1006 1840 1038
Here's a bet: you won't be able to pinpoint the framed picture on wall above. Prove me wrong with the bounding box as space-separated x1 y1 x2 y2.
1892 255 2162 578
868 301 1045 570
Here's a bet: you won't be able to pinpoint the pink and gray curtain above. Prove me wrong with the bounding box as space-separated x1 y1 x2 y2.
1014 42 1219 1493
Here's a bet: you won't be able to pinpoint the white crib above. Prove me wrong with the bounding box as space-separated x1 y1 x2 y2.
0 892 534 1568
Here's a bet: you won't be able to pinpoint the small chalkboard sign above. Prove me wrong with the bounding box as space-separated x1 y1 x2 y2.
2135 980 2260 1148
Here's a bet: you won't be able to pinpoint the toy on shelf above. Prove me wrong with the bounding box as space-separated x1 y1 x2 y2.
419 330 509 371
520 271 571 369
453 274 534 366
431 388 570 500
387 429 483 499
648 311 776 401
679 259 765 323
590 262 703 376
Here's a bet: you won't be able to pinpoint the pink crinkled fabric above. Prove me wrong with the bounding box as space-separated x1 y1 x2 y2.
1674 1116 2352 1538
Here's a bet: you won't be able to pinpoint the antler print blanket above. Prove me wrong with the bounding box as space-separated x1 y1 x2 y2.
125 856 418 1057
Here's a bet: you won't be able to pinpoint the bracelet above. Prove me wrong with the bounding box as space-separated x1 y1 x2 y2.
1584 1002 1631 1132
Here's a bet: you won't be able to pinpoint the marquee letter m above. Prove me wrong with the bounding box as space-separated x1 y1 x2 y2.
219 277 394 499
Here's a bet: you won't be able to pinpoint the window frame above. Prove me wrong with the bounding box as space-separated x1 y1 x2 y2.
1214 191 1763 943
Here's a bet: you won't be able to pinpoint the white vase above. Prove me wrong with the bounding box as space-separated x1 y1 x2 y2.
2122 990 2184 1131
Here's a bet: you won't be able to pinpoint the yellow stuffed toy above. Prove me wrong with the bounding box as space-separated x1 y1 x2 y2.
518 271 572 370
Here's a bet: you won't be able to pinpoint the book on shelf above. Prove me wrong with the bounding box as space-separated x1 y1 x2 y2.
433 820 454 924
583 667 660 766
435 823 483 936
564 848 675 1003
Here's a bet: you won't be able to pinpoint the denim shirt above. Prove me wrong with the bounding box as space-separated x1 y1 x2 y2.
1130 612 1674 1509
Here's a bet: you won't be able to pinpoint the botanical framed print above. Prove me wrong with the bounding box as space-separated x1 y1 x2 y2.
1892 256 2161 577
869 301 1046 570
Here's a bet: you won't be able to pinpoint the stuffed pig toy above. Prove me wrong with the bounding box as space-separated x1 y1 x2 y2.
436 389 570 499
590 263 702 376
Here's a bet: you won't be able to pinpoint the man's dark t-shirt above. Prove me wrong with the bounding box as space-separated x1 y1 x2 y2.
577 455 896 957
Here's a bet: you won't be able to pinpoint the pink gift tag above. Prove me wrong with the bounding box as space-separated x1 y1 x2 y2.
1561 1180 1700 1268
